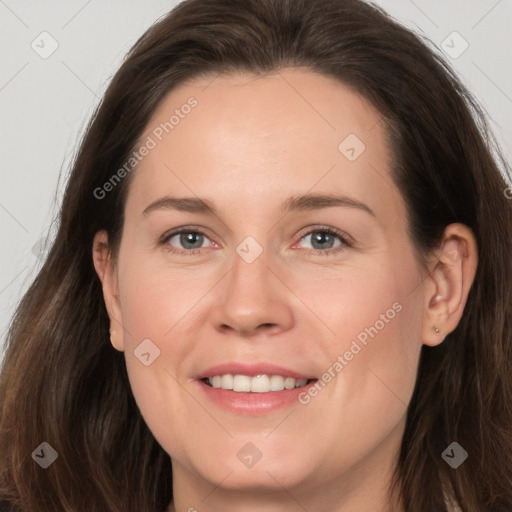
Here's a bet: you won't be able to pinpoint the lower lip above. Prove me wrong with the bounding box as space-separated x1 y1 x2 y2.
196 379 316 414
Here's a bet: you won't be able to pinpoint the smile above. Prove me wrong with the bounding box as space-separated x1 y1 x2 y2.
203 374 312 392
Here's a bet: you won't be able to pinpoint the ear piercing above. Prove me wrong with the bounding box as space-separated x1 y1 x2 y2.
434 325 447 341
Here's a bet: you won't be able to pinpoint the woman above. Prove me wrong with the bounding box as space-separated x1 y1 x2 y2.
1 0 511 510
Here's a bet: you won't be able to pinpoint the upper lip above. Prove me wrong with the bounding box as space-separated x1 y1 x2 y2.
196 362 315 380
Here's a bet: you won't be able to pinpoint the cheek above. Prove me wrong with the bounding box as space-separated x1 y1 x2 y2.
304 248 423 428
317 287 420 409
302 247 421 359
117 259 213 345
114 262 208 454
295 287 422 476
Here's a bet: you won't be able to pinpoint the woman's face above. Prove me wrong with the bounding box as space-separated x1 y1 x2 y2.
101 69 435 506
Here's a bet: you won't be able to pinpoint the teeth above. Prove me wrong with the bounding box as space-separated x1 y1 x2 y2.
207 374 309 392
221 374 234 389
251 374 270 393
233 374 251 392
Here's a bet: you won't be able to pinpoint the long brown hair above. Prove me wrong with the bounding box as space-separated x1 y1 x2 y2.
1 0 511 510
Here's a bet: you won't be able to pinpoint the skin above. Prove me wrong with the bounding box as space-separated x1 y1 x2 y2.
92 68 478 512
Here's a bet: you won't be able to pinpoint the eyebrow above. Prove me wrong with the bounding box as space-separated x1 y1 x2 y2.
142 193 375 217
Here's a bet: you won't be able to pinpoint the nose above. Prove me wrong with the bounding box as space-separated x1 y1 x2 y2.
210 249 294 338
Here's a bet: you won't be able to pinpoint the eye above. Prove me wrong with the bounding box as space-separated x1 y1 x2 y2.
160 226 352 257
162 229 214 256
296 227 352 257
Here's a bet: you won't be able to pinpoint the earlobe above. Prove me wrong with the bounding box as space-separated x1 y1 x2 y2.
109 329 124 352
422 224 478 347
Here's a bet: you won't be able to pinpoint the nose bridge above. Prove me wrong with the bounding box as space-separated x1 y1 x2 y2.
230 239 272 297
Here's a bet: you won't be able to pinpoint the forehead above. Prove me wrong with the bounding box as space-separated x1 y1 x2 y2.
125 68 402 226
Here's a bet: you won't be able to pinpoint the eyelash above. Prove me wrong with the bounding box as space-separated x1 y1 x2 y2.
160 226 352 258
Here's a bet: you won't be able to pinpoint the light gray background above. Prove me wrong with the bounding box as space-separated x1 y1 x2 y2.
1 0 511 357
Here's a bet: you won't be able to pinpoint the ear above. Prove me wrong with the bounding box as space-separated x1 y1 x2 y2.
422 223 478 346
92 230 125 351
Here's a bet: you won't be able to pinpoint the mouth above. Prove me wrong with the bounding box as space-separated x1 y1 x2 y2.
201 374 316 393
195 363 318 413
